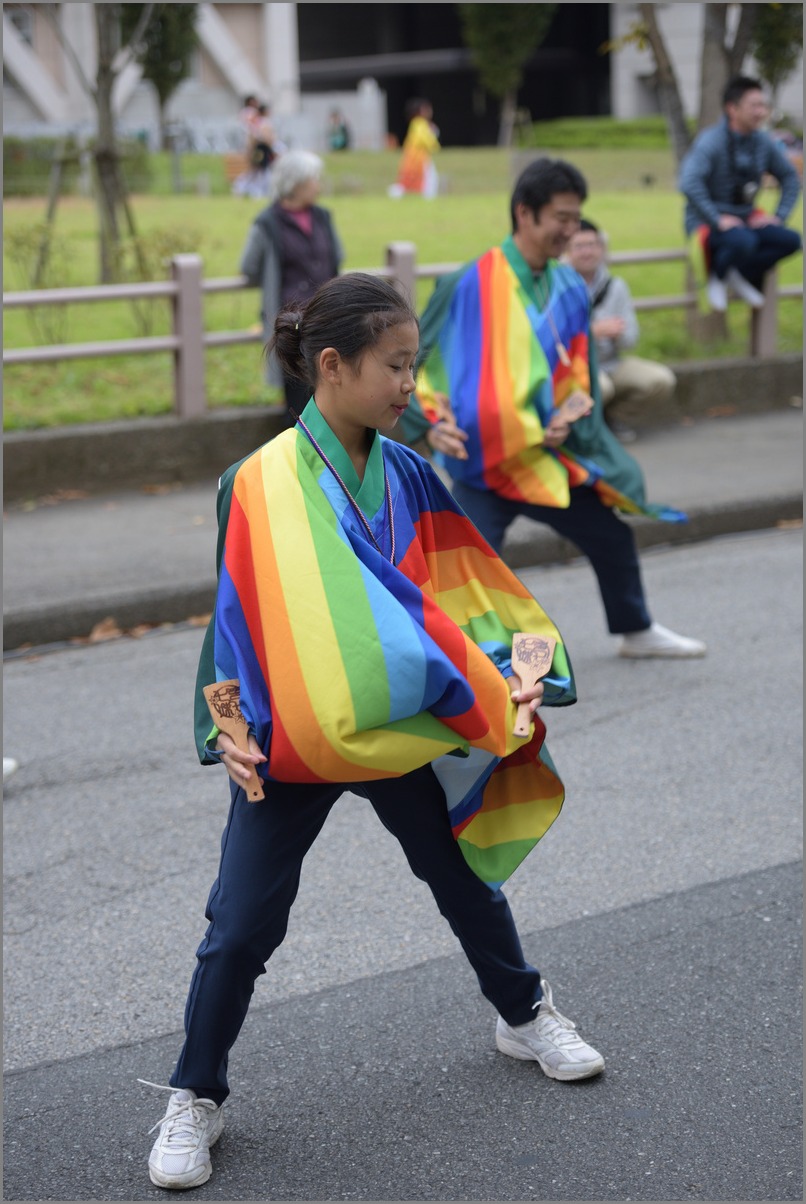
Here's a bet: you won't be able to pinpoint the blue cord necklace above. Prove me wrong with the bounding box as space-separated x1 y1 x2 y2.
296 413 397 565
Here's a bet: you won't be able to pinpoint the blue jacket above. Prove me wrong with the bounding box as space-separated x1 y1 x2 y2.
678 116 801 236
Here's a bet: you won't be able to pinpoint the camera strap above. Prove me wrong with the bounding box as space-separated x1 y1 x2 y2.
727 128 760 190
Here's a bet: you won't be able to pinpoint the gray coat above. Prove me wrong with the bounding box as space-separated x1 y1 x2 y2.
239 204 344 387
583 264 639 373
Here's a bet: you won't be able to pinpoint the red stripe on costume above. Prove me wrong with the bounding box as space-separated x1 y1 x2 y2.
223 493 270 687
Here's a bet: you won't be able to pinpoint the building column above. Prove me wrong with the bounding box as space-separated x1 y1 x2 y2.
262 2 300 115
59 2 97 124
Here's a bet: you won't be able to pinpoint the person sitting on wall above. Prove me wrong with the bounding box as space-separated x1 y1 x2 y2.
564 219 676 444
678 74 802 314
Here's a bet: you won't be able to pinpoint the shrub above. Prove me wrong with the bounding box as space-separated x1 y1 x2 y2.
516 115 695 150
3 136 152 197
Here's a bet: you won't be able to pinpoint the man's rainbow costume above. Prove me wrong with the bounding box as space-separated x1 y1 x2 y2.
403 235 685 523
195 402 576 888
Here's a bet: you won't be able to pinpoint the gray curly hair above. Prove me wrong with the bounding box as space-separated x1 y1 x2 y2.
272 149 324 201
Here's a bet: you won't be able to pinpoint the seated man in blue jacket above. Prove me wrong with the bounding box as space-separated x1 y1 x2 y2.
679 74 801 313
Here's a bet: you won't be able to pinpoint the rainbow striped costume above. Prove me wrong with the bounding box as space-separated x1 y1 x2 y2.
404 236 684 523
195 401 577 887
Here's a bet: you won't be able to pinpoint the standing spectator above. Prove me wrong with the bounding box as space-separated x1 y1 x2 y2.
565 219 676 443
679 75 802 313
327 108 351 151
239 150 343 419
237 94 259 141
245 103 278 198
389 99 440 198
400 157 706 660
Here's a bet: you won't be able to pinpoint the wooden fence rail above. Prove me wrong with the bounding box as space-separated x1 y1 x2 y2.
4 244 802 418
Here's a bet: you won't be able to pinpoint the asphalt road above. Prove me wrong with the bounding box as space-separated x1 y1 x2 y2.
3 528 802 1202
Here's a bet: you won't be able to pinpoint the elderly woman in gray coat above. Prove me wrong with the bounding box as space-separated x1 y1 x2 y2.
240 149 344 419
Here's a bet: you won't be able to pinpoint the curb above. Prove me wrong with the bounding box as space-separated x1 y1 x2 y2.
4 492 801 651
3 355 802 504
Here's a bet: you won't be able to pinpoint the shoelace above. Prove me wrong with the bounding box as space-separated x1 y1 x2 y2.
138 1079 215 1144
530 980 579 1041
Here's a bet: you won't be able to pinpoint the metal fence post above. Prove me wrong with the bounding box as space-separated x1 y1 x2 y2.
750 266 779 358
171 254 206 417
385 242 417 306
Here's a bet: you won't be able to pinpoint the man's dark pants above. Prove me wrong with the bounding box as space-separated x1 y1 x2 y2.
452 481 652 635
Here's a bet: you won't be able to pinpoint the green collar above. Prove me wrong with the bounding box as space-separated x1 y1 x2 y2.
299 398 385 512
501 235 555 309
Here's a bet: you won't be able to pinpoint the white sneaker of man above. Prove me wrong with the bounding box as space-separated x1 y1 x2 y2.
619 622 707 659
495 979 605 1081
706 274 728 312
725 268 765 308
3 756 19 783
141 1083 224 1190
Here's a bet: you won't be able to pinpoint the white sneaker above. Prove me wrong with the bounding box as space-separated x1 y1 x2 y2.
495 979 605 1081
141 1082 224 1190
706 274 728 312
725 268 765 308
619 622 707 659
3 757 19 783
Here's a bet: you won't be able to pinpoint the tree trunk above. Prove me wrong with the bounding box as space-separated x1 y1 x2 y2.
699 4 730 130
698 3 760 130
497 90 517 149
639 4 692 165
95 5 123 282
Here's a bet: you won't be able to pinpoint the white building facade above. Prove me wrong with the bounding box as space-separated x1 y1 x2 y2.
3 2 803 152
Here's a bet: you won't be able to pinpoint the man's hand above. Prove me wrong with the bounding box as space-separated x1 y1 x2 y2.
591 316 626 340
747 212 780 229
426 415 470 460
543 414 571 448
717 214 745 231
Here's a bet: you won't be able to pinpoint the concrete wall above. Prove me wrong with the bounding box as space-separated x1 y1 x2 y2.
4 356 802 505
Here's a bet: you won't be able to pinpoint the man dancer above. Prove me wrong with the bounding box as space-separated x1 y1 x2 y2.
400 157 706 659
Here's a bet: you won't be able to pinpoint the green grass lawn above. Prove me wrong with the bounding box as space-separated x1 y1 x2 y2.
3 147 802 430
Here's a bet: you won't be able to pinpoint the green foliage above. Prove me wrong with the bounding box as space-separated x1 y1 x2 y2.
516 115 688 150
457 3 557 100
2 137 152 198
3 137 81 197
113 223 205 334
121 3 199 111
752 3 804 96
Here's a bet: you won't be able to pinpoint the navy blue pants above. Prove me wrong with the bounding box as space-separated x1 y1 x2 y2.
170 765 542 1104
453 480 652 635
708 223 802 289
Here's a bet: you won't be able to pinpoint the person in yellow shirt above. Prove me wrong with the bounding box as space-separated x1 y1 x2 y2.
390 98 441 198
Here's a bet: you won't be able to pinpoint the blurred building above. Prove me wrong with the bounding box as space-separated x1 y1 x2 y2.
3 2 803 152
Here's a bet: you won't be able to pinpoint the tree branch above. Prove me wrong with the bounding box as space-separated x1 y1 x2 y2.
39 2 96 98
114 2 156 75
729 2 760 75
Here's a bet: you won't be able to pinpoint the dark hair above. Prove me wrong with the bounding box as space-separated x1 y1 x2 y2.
723 75 763 107
510 157 588 231
405 97 430 122
269 273 418 386
578 218 599 234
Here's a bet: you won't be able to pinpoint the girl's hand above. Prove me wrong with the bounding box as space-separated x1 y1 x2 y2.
216 730 267 788
509 679 545 715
